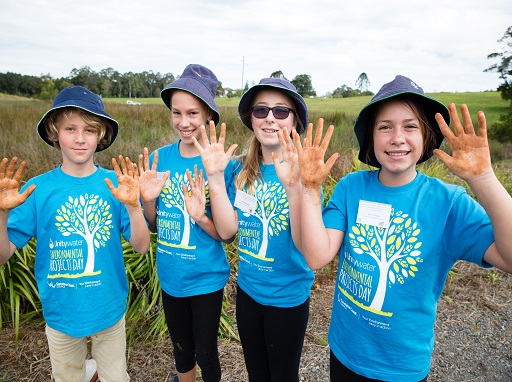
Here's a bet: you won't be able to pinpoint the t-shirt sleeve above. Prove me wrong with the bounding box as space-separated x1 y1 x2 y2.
322 179 347 233
444 190 494 267
7 181 37 249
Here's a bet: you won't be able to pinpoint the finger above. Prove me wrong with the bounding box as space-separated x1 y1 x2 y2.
104 178 116 193
459 104 475 135
277 129 286 152
304 123 313 148
150 149 158 172
132 162 139 181
138 154 144 176
124 157 134 177
193 164 199 182
13 160 28 182
447 103 463 137
209 121 218 145
111 157 122 177
271 152 280 168
20 184 36 202
5 157 18 179
325 153 340 173
320 124 335 152
477 110 487 139
182 183 189 197
435 112 454 140
160 171 170 187
433 148 453 166
0 157 10 178
313 118 325 147
218 122 226 146
226 144 238 158
117 155 129 175
185 168 194 186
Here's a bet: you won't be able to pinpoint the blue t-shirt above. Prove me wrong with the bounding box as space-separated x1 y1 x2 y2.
228 162 314 308
7 165 132 337
323 170 494 381
150 142 233 297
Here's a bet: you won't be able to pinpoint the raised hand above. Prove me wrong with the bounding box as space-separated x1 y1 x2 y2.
434 104 492 182
138 147 169 203
294 118 339 189
273 127 300 188
192 121 238 177
0 157 36 211
182 165 207 222
105 156 140 208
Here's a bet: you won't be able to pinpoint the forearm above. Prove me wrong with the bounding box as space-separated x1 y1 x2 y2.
284 183 303 253
469 171 512 270
142 199 157 233
126 204 151 254
0 210 15 265
300 186 337 270
194 214 229 242
208 174 238 240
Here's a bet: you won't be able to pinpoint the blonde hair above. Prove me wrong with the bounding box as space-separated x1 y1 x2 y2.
45 107 113 151
234 136 263 195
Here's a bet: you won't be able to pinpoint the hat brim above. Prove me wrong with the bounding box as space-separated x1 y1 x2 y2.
238 83 308 134
36 105 119 153
354 92 449 168
161 79 220 126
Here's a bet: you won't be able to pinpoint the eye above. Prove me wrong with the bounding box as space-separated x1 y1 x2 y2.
405 123 419 130
377 124 391 131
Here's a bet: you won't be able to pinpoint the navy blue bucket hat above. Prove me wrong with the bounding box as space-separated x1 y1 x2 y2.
354 75 450 168
37 86 119 152
238 78 308 134
161 64 220 125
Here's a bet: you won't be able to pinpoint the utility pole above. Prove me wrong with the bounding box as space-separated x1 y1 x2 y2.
241 56 245 96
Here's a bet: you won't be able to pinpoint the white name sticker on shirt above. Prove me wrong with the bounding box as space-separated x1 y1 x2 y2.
356 200 392 228
157 171 170 188
234 190 258 214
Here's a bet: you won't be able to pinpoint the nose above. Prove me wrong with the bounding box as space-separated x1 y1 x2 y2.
390 127 405 144
75 130 86 143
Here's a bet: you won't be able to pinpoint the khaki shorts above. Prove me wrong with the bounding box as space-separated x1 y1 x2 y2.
45 316 130 382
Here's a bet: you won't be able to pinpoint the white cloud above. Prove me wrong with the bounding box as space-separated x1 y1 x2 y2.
0 0 510 95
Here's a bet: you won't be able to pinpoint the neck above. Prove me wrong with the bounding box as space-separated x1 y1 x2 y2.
61 161 97 177
179 140 200 158
260 145 280 164
378 168 417 187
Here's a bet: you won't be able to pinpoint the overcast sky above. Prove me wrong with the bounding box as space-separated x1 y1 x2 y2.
0 0 510 96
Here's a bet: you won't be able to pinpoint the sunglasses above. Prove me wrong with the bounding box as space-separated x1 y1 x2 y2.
251 106 295 120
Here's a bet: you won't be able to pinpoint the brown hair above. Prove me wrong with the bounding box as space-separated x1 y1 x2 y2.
45 107 113 151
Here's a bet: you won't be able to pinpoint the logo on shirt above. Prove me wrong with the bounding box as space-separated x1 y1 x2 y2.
50 194 114 278
238 181 289 262
339 209 423 316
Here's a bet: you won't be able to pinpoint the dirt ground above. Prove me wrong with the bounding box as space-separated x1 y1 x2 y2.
0 262 510 381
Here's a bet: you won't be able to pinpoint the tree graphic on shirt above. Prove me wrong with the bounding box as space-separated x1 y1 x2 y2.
55 194 114 275
241 181 289 260
160 171 210 248
347 209 423 312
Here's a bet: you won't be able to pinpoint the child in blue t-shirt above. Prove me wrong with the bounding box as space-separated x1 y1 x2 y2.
138 64 234 382
290 75 512 381
192 78 314 381
0 86 150 382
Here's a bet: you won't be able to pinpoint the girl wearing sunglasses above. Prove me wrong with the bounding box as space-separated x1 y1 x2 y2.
192 78 313 381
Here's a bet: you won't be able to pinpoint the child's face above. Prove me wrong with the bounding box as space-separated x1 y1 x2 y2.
55 111 98 169
170 90 211 149
250 88 297 150
372 99 424 186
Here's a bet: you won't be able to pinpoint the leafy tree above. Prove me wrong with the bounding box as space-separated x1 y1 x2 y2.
217 80 225 97
291 74 316 97
485 26 512 108
356 73 370 93
270 70 287 80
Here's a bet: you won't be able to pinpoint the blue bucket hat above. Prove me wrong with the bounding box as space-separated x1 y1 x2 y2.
354 75 450 168
160 64 220 125
37 86 119 152
238 78 308 134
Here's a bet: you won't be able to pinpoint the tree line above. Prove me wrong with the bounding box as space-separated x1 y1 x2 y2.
0 65 375 101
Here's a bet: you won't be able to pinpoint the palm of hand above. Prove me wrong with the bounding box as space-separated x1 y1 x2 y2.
445 134 490 178
201 144 229 175
113 175 139 207
299 147 330 188
139 172 162 202
0 178 24 210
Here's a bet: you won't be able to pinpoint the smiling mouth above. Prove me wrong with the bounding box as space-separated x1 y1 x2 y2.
262 129 278 133
386 151 410 157
180 130 194 137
